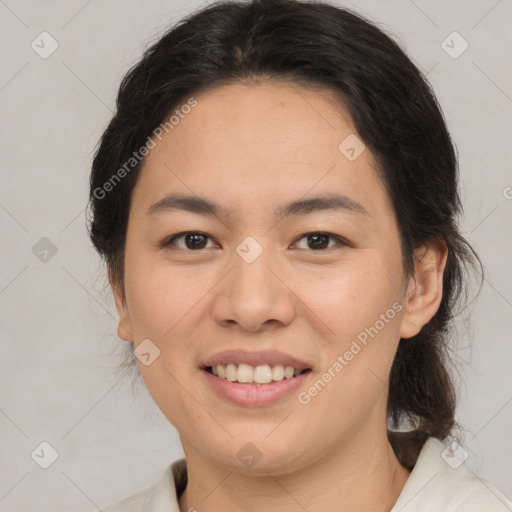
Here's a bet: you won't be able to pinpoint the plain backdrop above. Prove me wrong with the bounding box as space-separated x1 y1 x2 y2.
0 0 511 510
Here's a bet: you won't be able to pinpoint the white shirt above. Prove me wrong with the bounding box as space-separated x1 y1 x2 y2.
103 437 512 511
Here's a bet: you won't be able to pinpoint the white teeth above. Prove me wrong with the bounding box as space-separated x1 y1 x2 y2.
209 363 306 384
284 366 295 379
225 363 237 382
271 365 284 381
253 364 272 384
237 363 253 383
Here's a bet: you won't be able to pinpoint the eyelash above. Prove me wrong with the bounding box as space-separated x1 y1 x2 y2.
161 231 349 252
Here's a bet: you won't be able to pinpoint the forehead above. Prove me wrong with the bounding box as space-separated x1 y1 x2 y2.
134 81 393 223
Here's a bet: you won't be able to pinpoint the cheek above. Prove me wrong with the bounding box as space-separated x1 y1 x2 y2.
293 253 402 340
124 265 206 426
291 251 405 408
124 255 206 341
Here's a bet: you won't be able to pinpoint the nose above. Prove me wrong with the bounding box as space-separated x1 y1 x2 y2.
211 246 295 332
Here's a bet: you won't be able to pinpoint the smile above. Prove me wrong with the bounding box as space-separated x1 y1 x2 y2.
205 363 311 384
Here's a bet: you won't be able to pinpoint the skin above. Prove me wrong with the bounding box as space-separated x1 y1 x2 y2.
112 81 448 512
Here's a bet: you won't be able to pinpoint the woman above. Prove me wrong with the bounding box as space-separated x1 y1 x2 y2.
88 0 512 510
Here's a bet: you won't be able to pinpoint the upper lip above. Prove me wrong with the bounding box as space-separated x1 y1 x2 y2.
201 349 312 370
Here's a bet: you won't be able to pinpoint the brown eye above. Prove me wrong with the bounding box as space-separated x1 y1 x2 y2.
164 231 214 250
294 232 346 251
162 231 347 252
307 233 330 250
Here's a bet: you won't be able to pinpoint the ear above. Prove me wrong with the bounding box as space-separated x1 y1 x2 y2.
400 239 448 339
109 271 133 342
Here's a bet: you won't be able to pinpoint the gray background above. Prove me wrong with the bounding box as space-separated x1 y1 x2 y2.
0 0 511 510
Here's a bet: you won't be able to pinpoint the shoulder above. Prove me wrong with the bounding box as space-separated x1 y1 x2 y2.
102 458 187 512
391 438 512 511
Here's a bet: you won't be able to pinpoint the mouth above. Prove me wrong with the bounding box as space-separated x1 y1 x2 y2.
203 363 312 385
200 349 313 406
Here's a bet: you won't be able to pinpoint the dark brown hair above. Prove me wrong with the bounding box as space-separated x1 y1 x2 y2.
88 0 481 468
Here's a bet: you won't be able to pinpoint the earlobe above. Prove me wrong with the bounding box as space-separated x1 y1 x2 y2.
110 275 133 342
400 239 448 339
117 318 133 342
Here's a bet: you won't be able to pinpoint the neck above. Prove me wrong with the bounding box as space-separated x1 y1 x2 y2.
178 426 411 512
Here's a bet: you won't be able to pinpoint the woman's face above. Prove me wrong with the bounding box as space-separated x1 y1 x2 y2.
114 82 421 473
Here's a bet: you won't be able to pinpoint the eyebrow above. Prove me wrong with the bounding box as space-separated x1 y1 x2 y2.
147 192 368 220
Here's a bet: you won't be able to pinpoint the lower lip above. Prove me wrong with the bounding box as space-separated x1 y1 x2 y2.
201 369 311 407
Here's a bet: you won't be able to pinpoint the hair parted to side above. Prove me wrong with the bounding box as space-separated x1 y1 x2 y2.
87 0 482 468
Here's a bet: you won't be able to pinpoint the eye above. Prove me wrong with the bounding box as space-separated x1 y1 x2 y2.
162 231 217 250
162 231 348 252
293 232 347 251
